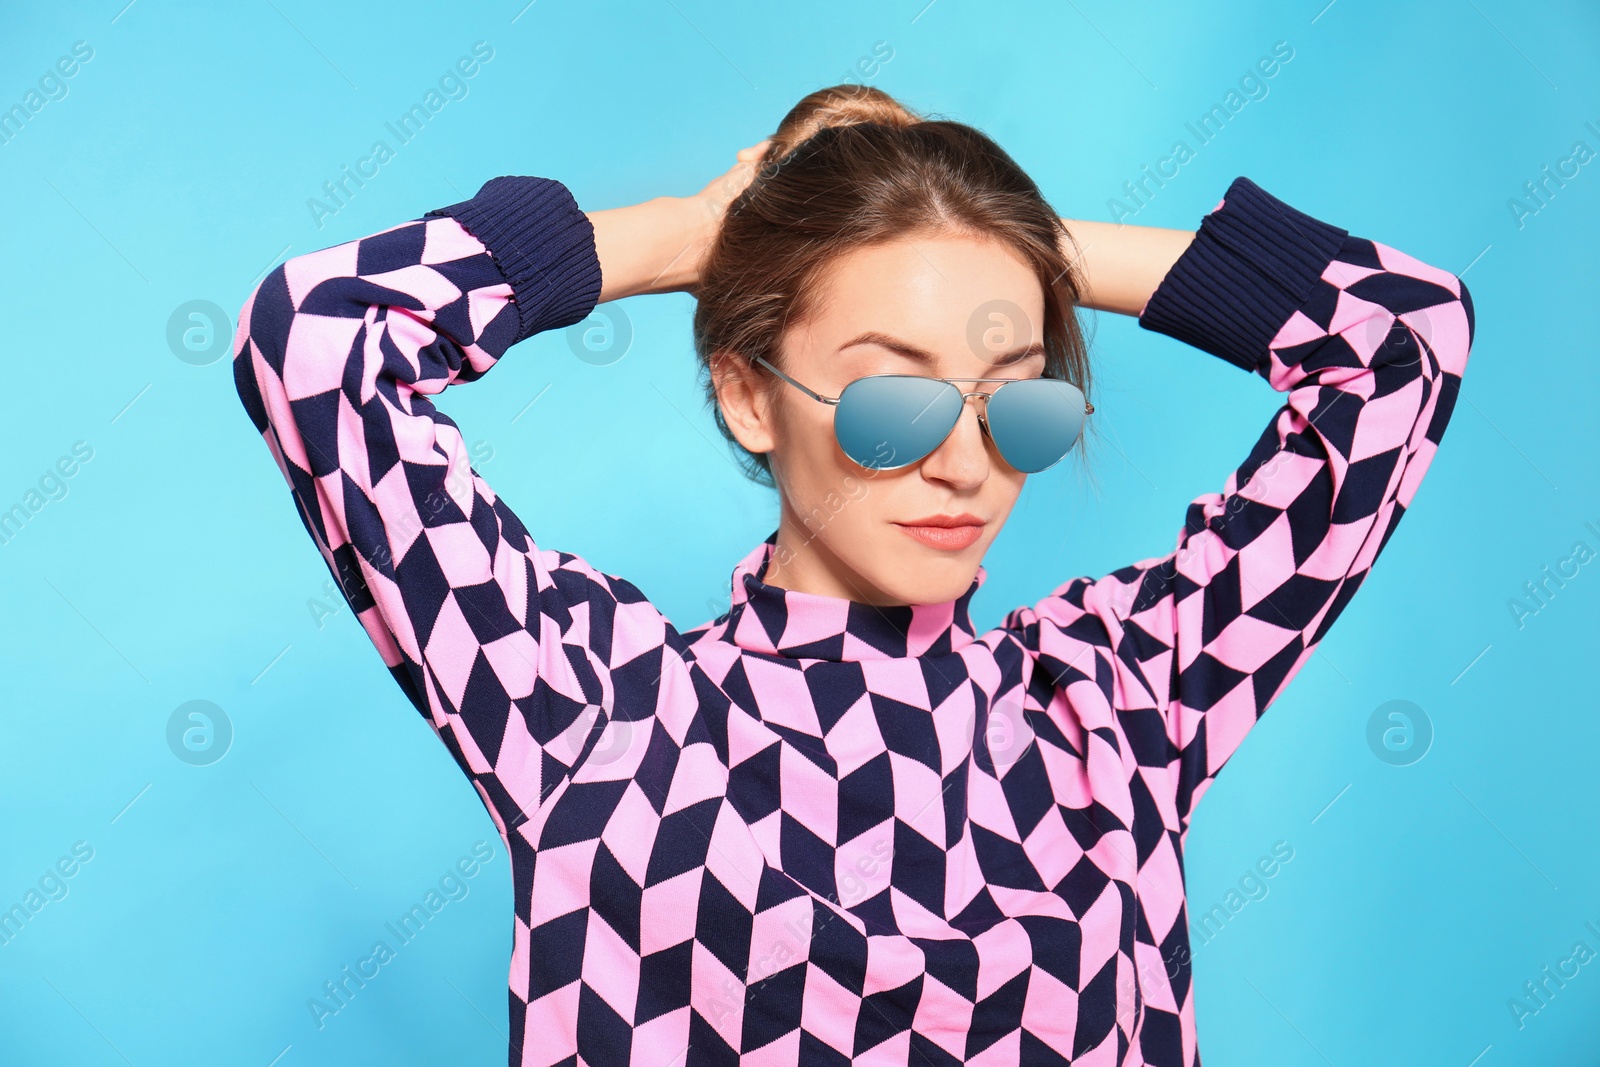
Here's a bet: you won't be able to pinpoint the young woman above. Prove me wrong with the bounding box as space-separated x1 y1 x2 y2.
233 85 1473 1066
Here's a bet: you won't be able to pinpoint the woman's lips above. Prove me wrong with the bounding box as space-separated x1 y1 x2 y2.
894 518 985 551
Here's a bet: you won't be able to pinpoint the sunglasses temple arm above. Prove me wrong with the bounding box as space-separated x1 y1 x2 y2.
753 356 836 405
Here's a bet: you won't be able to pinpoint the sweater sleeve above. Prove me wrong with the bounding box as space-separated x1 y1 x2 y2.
1018 176 1475 828
231 176 680 835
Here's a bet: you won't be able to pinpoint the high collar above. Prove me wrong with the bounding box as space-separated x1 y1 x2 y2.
718 533 983 662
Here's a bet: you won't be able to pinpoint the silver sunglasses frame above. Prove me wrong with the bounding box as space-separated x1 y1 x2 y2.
752 355 1094 473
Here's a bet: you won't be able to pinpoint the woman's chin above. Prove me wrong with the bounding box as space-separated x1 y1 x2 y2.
858 552 980 607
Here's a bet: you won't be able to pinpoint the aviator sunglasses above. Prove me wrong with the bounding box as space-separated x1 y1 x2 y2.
754 356 1094 473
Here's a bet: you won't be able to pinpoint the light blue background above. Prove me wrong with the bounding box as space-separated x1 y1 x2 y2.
2 1 1596 1064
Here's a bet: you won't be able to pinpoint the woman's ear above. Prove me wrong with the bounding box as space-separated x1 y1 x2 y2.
710 351 777 455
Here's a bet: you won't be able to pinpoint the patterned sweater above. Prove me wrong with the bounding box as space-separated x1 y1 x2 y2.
232 173 1474 1066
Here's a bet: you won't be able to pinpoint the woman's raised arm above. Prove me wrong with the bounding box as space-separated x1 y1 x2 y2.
1018 176 1475 831
230 168 739 833
586 139 771 302
1056 215 1198 318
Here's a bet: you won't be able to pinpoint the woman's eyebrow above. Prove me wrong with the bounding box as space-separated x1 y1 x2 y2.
837 330 1046 367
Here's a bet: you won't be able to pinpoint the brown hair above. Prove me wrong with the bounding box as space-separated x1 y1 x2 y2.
694 83 1098 489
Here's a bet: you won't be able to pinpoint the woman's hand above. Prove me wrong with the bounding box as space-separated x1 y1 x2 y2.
586 139 771 304
680 139 771 296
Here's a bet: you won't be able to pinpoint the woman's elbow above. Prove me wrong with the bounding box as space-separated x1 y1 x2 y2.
230 265 290 435
1427 275 1476 380
1382 271 1475 385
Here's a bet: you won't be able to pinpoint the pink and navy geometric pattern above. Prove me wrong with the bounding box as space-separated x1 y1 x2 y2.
232 173 1474 1066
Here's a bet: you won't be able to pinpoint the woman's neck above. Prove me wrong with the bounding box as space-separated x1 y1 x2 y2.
762 508 902 607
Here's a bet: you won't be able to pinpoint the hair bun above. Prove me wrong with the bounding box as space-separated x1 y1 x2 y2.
765 84 920 165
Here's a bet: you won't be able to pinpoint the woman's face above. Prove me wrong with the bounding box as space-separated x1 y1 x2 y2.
717 231 1050 607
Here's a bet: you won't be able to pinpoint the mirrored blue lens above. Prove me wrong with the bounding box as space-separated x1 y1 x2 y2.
834 375 963 470
984 378 1087 473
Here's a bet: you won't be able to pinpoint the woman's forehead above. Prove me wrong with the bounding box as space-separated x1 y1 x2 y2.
790 235 1046 375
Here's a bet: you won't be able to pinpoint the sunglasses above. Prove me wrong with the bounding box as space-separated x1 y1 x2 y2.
754 356 1093 473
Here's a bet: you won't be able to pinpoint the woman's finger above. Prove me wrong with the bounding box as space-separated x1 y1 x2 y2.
735 139 772 163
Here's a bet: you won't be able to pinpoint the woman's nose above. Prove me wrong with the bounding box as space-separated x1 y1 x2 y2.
920 394 992 487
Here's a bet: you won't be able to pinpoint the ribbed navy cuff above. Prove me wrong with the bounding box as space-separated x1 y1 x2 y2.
1138 176 1349 374
426 175 603 344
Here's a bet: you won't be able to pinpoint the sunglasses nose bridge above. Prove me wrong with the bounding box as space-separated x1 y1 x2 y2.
957 389 996 439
